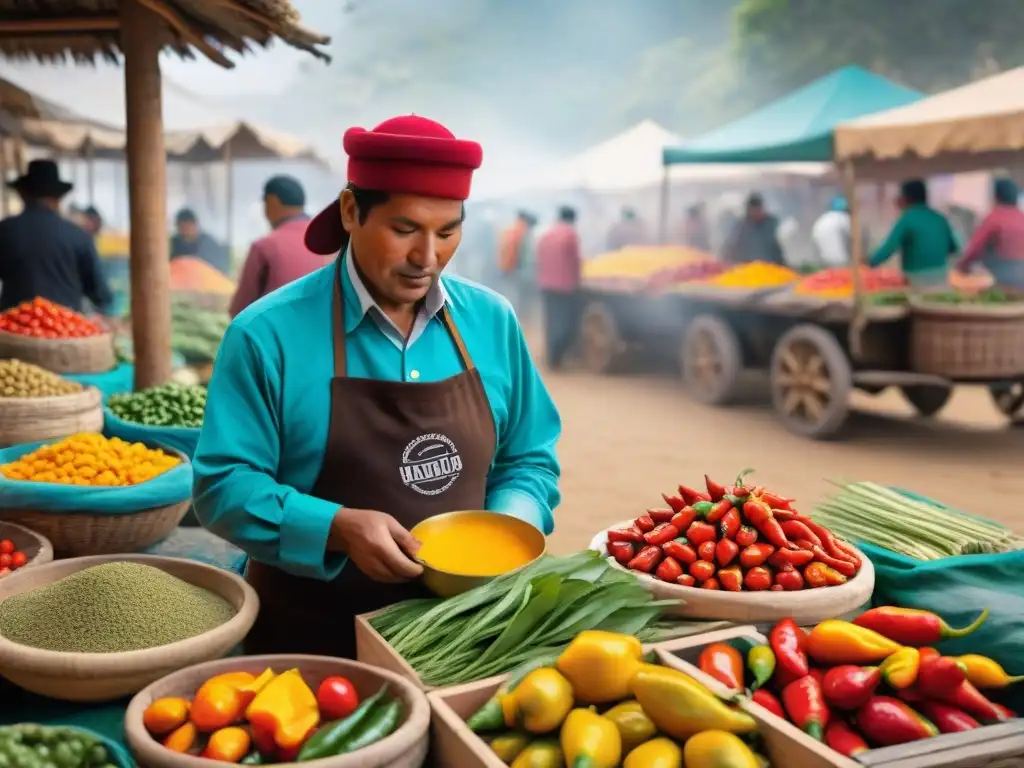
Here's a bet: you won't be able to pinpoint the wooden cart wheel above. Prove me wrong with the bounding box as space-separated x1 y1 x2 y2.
579 300 625 374
771 324 852 439
989 382 1024 417
900 385 952 417
680 315 743 406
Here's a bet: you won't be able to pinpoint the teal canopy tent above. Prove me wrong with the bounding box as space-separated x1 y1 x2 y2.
662 66 923 165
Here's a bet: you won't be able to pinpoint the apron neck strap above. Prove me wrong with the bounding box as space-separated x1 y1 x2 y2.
332 259 475 378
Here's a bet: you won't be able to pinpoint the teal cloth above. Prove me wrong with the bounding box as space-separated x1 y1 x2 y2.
0 439 192 512
67 364 134 401
143 527 247 574
103 408 201 460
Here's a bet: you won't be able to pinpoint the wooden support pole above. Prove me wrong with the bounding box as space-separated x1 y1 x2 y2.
121 0 172 389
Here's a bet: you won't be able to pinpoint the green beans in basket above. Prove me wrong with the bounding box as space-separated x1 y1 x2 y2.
108 383 207 428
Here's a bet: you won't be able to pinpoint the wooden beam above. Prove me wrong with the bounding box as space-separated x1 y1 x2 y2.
0 17 119 33
121 0 172 389
136 0 234 68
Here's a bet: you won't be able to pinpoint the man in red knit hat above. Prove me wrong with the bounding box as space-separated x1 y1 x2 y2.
192 115 562 656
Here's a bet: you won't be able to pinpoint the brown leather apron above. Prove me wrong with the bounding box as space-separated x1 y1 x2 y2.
245 258 497 658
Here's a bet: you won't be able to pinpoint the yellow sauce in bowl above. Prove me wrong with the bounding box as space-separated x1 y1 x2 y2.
414 511 542 576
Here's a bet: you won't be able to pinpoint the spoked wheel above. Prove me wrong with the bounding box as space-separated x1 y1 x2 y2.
579 301 625 374
771 324 852 439
989 381 1024 418
900 385 952 417
680 315 743 406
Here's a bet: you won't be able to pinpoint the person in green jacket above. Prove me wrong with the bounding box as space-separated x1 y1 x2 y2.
869 179 959 288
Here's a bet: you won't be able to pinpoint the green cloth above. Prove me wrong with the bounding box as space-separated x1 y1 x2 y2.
868 204 959 277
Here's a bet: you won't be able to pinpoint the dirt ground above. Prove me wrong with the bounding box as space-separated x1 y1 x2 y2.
541 364 1024 555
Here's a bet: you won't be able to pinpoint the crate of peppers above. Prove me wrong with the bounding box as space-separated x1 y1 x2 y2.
659 610 1024 767
104 383 207 459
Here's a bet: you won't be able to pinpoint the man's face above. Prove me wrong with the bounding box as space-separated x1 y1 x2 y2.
341 190 463 308
84 215 101 235
177 219 199 240
747 204 765 221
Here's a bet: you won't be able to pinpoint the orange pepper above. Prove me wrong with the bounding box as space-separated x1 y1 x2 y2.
162 722 198 753
246 669 319 750
191 669 276 732
203 727 251 763
143 697 191 736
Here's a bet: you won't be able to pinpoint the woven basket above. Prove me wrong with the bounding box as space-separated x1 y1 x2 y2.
910 302 1024 379
0 330 117 374
0 387 104 447
0 520 54 570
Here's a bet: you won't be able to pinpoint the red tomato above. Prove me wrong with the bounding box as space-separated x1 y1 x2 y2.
316 676 359 720
0 554 11 569
0 540 13 555
10 551 27 569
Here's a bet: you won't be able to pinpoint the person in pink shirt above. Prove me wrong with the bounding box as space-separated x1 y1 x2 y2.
535 206 582 369
229 175 332 317
955 178 1024 289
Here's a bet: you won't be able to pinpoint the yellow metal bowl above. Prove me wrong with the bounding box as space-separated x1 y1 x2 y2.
410 510 546 598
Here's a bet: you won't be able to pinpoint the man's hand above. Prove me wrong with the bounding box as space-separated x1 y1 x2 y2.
328 508 424 583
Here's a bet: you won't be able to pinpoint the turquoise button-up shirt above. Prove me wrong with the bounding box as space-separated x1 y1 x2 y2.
192 256 562 581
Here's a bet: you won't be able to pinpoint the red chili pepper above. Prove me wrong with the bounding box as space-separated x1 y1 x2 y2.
917 701 980 734
938 680 1010 722
919 647 940 662
686 520 717 546
824 720 868 757
692 501 715 519
715 538 740 567
698 540 717 562
768 548 814 569
800 518 859 565
804 561 847 587
822 665 881 710
702 577 721 590
654 555 684 583
831 538 864 568
752 689 786 720
744 566 773 591
738 543 775 568
853 607 989 646
663 538 697 564
675 573 697 588
670 508 697 533
626 545 662 573
808 668 825 687
782 676 830 741
773 664 803 691
607 526 643 544
811 545 858 577
779 520 821 546
648 507 677 523
661 492 686 513
792 538 817 552
634 514 656 533
704 474 727 501
759 491 795 511
991 703 1017 721
678 484 710 505
607 541 635 565
774 569 804 591
770 618 809 678
706 499 733 524
689 560 716 582
643 522 681 546
718 565 743 592
743 499 791 549
770 509 800 522
896 686 925 703
917 655 968 699
735 525 758 547
718 507 741 540
857 697 938 746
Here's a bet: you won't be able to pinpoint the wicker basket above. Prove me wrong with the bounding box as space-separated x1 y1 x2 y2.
0 520 54 570
0 387 104 447
910 301 1024 379
0 330 117 374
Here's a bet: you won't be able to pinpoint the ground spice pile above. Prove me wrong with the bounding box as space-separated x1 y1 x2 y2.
0 562 236 653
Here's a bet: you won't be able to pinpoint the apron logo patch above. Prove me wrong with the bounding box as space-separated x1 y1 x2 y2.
400 433 463 496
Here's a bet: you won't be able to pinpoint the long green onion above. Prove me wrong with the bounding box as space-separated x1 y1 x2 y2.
369 550 728 687
813 481 1024 560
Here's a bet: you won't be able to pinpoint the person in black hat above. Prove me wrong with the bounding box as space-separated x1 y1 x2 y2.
0 159 113 313
170 207 231 276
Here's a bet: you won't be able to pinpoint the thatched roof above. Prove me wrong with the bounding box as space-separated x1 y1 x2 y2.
0 0 330 67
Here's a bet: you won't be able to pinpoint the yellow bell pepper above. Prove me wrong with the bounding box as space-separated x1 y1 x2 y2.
602 700 657 753
623 737 683 768
490 732 531 763
682 730 760 768
507 668 575 734
244 668 320 750
560 708 622 768
510 740 564 768
956 654 1024 688
631 665 756 740
556 630 644 704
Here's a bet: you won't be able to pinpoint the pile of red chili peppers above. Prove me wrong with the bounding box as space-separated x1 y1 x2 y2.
605 469 862 591
695 609 1019 757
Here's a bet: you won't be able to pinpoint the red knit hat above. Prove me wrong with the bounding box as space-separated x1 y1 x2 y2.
304 115 483 255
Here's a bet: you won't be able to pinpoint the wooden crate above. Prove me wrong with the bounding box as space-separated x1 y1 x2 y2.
355 613 434 691
656 626 1024 768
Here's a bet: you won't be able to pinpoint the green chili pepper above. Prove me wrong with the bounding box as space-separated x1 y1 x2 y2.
297 685 389 761
336 698 402 754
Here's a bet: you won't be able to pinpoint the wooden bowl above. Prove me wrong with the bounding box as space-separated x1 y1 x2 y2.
410 510 545 598
124 655 430 768
0 554 259 702
0 520 54 571
589 521 874 624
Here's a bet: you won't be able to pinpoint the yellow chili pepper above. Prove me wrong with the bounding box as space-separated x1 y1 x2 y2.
556 630 644 704
880 647 921 690
682 730 760 768
162 722 197 754
623 737 683 768
489 732 531 763
631 664 756 740
507 668 575 734
245 668 320 750
602 700 657 753
142 697 191 736
560 708 622 768
955 654 1024 688
806 620 903 665
510 740 564 768
203 727 251 763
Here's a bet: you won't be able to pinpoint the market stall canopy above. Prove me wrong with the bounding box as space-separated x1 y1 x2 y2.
834 67 1024 179
662 66 923 165
165 121 327 165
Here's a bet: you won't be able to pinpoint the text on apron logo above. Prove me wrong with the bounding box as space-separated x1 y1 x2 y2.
399 432 463 496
